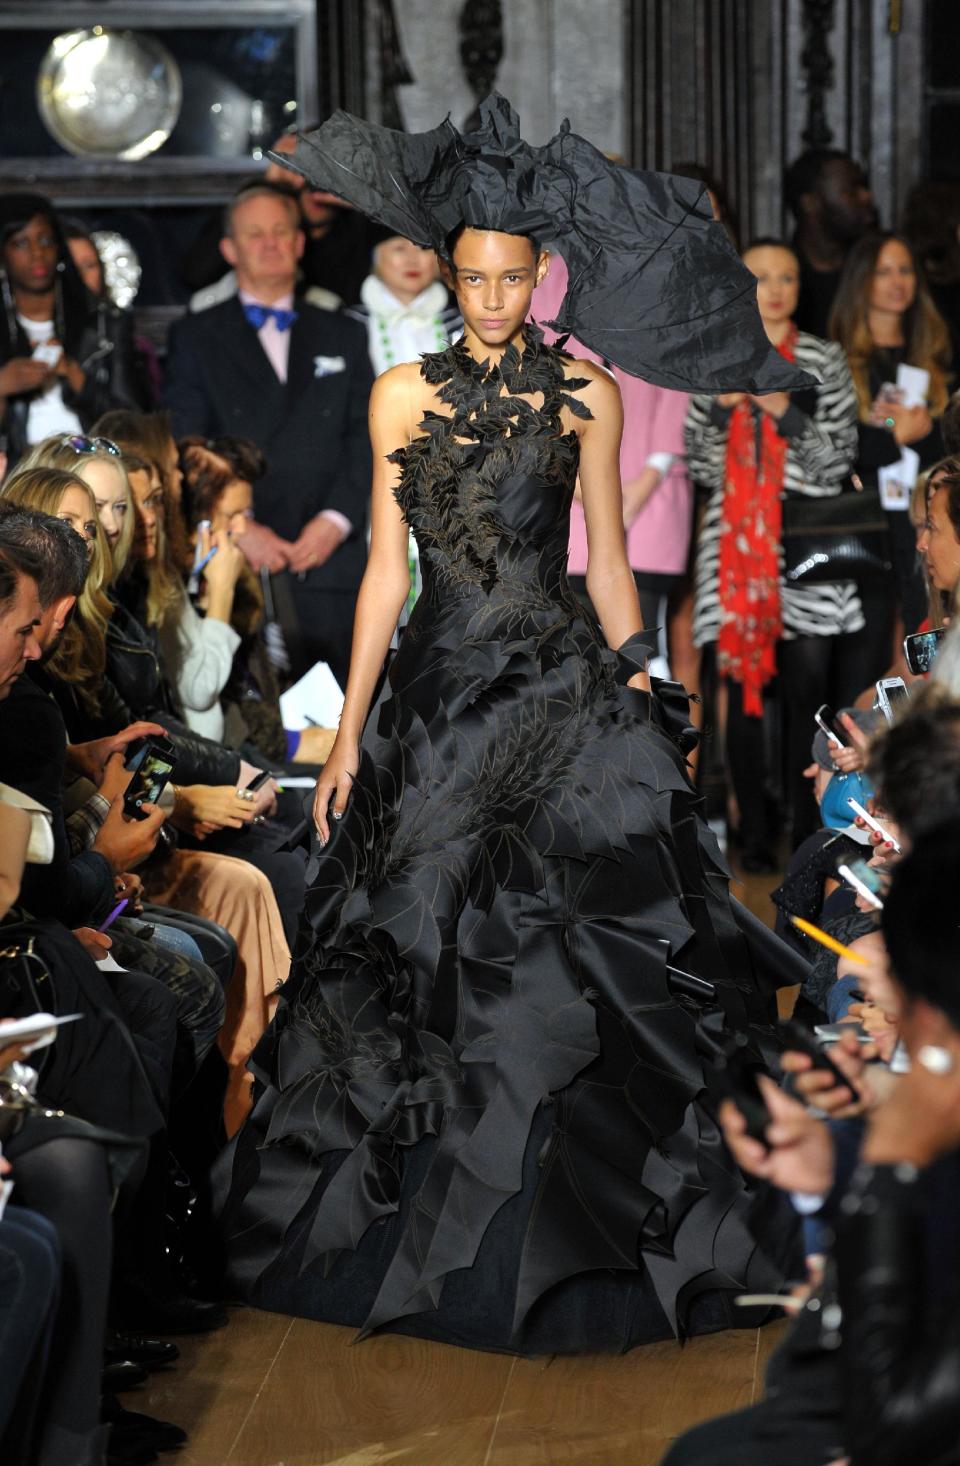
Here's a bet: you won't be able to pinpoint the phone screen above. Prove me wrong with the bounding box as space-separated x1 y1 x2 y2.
814 703 850 747
903 629 945 676
123 741 176 820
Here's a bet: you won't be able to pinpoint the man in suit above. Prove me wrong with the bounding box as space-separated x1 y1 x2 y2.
165 182 373 688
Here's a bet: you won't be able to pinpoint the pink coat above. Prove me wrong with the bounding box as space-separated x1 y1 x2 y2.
530 258 693 577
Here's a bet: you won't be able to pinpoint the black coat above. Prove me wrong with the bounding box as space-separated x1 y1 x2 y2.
164 299 373 593
0 298 141 468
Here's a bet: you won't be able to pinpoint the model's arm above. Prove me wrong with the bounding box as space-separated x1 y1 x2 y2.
312 366 414 841
578 366 649 687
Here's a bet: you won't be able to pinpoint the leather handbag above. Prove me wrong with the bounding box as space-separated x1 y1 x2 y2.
781 485 892 586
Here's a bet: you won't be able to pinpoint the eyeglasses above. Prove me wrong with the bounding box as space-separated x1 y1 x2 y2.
61 435 122 457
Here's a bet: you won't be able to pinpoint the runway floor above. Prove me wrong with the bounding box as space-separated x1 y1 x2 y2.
140 863 787 1465
136 1308 787 1465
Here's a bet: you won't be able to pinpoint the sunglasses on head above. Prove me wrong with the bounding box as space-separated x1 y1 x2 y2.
62 435 122 457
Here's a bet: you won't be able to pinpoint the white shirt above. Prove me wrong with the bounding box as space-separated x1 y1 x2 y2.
17 316 82 443
359 276 453 376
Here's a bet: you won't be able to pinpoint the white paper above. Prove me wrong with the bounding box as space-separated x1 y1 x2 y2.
896 363 930 408
279 661 344 731
95 953 128 974
0 1011 82 1052
0 1178 13 1222
275 776 318 789
878 445 920 511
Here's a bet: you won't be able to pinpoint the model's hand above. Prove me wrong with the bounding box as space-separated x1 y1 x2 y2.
0 356 54 397
749 391 791 420
313 738 359 844
234 520 292 574
67 721 167 786
720 1075 836 1196
287 516 346 575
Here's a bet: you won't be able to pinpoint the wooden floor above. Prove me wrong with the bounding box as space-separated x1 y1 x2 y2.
137 1308 787 1465
139 857 786 1466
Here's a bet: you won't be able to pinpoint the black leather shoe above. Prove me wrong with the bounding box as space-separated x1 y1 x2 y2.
102 1358 148 1392
102 1393 188 1450
115 1279 227 1335
106 1330 181 1370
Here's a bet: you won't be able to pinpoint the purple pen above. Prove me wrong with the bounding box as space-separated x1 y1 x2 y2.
97 897 128 933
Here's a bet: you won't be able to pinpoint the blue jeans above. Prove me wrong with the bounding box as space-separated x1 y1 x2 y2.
152 921 204 964
0 1206 60 1456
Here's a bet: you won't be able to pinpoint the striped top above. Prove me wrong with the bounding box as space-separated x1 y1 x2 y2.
685 332 864 644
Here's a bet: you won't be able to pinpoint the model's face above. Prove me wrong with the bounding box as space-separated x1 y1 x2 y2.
4 214 58 295
67 236 103 296
222 194 304 296
128 465 164 562
870 238 917 316
920 485 960 591
0 573 42 698
743 245 800 325
448 229 548 348
210 478 254 537
81 459 129 546
375 237 439 301
816 158 876 242
57 483 98 560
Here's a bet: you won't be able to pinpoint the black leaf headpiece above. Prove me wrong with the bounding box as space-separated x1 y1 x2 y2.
275 94 815 394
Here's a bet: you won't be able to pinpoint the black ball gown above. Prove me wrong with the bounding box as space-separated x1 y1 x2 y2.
215 328 801 1354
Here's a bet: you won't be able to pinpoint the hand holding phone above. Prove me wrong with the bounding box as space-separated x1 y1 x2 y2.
814 703 850 749
875 676 909 725
846 797 901 852
837 859 885 910
123 736 177 821
903 627 945 676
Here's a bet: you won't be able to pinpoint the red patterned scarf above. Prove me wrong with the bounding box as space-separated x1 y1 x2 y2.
716 326 797 717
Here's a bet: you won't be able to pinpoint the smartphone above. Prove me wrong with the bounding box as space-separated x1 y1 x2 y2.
814 703 850 748
846 796 902 852
712 1033 771 1147
31 341 61 368
903 627 946 676
123 737 177 821
814 1022 873 1044
244 769 275 793
778 1019 857 1097
837 858 885 910
875 676 909 725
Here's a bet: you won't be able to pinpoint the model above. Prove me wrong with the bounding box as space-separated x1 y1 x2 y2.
215 96 810 1354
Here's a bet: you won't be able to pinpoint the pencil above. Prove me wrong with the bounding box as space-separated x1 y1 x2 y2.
790 915 868 965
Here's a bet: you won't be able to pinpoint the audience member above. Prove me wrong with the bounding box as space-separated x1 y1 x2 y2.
346 228 460 374
180 131 376 308
900 179 960 361
179 434 336 763
785 149 877 336
532 253 693 673
830 231 951 636
686 238 860 860
61 218 156 410
0 194 138 469
165 184 373 687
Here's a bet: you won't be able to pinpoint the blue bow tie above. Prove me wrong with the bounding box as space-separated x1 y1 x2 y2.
242 302 298 332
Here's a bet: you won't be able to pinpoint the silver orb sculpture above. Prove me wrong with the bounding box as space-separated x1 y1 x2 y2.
37 27 182 160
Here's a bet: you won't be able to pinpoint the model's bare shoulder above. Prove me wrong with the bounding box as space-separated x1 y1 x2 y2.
561 355 623 427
